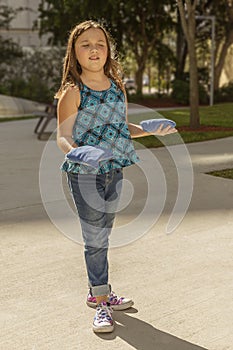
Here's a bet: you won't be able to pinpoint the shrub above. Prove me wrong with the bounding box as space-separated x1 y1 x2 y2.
214 82 233 103
171 79 209 105
171 79 189 104
0 47 63 103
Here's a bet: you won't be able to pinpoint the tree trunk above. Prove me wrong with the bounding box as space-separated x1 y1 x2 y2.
188 42 200 127
135 66 144 96
135 53 147 95
214 29 233 90
214 1 233 89
176 8 188 79
176 36 188 80
148 65 151 94
177 0 200 128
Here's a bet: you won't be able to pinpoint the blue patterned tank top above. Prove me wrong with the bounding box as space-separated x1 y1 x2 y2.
61 79 139 174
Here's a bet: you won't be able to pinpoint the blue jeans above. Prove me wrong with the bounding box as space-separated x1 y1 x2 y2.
67 169 123 297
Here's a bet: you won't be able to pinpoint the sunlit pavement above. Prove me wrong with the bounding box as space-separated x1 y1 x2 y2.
0 94 45 118
0 119 233 350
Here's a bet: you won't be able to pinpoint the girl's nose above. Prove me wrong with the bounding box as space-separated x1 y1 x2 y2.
90 46 98 52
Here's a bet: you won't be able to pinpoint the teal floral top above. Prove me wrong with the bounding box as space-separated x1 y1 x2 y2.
61 79 139 174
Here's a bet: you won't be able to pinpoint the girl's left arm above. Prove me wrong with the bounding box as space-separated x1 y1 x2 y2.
124 92 177 138
127 122 177 138
127 122 150 138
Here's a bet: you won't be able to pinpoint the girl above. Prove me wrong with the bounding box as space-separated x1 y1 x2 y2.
56 20 177 333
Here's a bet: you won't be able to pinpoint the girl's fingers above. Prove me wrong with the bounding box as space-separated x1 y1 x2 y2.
153 124 178 135
157 125 178 135
159 124 170 134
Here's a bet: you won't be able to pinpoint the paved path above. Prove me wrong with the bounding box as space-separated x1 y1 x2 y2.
0 95 45 118
0 119 233 350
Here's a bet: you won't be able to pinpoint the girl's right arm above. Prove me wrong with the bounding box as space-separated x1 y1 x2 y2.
57 86 80 154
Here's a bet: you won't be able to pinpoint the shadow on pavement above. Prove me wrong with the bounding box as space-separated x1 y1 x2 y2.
96 308 207 350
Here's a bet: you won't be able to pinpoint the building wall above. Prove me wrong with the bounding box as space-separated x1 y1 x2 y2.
0 0 48 47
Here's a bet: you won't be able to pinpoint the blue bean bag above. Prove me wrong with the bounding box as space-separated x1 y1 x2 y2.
140 118 176 133
65 145 113 168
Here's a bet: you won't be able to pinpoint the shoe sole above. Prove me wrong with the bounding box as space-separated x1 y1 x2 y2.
87 300 134 311
93 324 114 333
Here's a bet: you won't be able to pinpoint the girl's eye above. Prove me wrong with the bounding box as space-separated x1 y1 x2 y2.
82 44 89 47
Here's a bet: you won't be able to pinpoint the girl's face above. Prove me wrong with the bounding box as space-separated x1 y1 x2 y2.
74 28 108 74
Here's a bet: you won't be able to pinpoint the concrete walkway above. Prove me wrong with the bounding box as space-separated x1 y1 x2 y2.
0 119 233 350
0 94 45 118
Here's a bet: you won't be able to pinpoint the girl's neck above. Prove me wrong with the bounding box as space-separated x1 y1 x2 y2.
80 71 110 90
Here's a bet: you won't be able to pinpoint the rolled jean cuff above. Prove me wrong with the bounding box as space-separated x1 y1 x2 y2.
90 284 111 297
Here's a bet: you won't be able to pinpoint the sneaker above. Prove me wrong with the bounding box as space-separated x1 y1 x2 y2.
87 291 134 311
93 302 114 333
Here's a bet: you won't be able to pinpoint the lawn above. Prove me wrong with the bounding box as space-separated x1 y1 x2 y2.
130 103 233 180
129 102 233 148
207 169 233 180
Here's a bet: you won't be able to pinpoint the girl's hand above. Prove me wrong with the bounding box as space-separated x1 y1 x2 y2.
152 123 178 136
139 118 177 137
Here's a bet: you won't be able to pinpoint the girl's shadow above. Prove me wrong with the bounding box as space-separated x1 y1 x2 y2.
96 308 208 350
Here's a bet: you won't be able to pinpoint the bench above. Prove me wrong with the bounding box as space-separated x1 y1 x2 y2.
34 99 58 140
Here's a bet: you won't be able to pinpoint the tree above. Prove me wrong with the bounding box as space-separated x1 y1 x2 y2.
114 1 175 95
0 4 17 28
177 0 200 128
0 4 23 63
0 4 23 93
37 0 116 45
1 47 64 102
175 7 188 80
150 42 176 95
194 0 233 90
37 0 176 95
213 0 233 90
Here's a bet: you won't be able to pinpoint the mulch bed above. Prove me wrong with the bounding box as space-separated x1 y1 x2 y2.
178 125 233 132
131 99 185 108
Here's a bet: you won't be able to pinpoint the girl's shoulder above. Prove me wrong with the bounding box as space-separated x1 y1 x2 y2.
59 85 80 106
60 84 79 97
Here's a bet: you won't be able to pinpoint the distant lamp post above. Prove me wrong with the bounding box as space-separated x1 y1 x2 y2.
196 15 216 106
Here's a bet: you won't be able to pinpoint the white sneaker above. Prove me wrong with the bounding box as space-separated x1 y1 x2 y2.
87 291 134 311
93 302 114 333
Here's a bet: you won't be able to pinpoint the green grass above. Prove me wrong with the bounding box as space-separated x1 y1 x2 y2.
160 103 233 128
0 115 37 122
129 103 233 147
207 168 233 180
132 103 233 180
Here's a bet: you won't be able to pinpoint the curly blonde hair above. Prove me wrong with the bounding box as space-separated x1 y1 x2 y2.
56 20 124 97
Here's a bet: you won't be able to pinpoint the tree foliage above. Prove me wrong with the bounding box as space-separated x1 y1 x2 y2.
37 0 176 94
0 47 64 102
0 4 23 90
112 1 175 94
0 3 64 102
0 4 23 64
209 0 233 90
0 4 17 28
2 1 232 104
37 0 114 45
